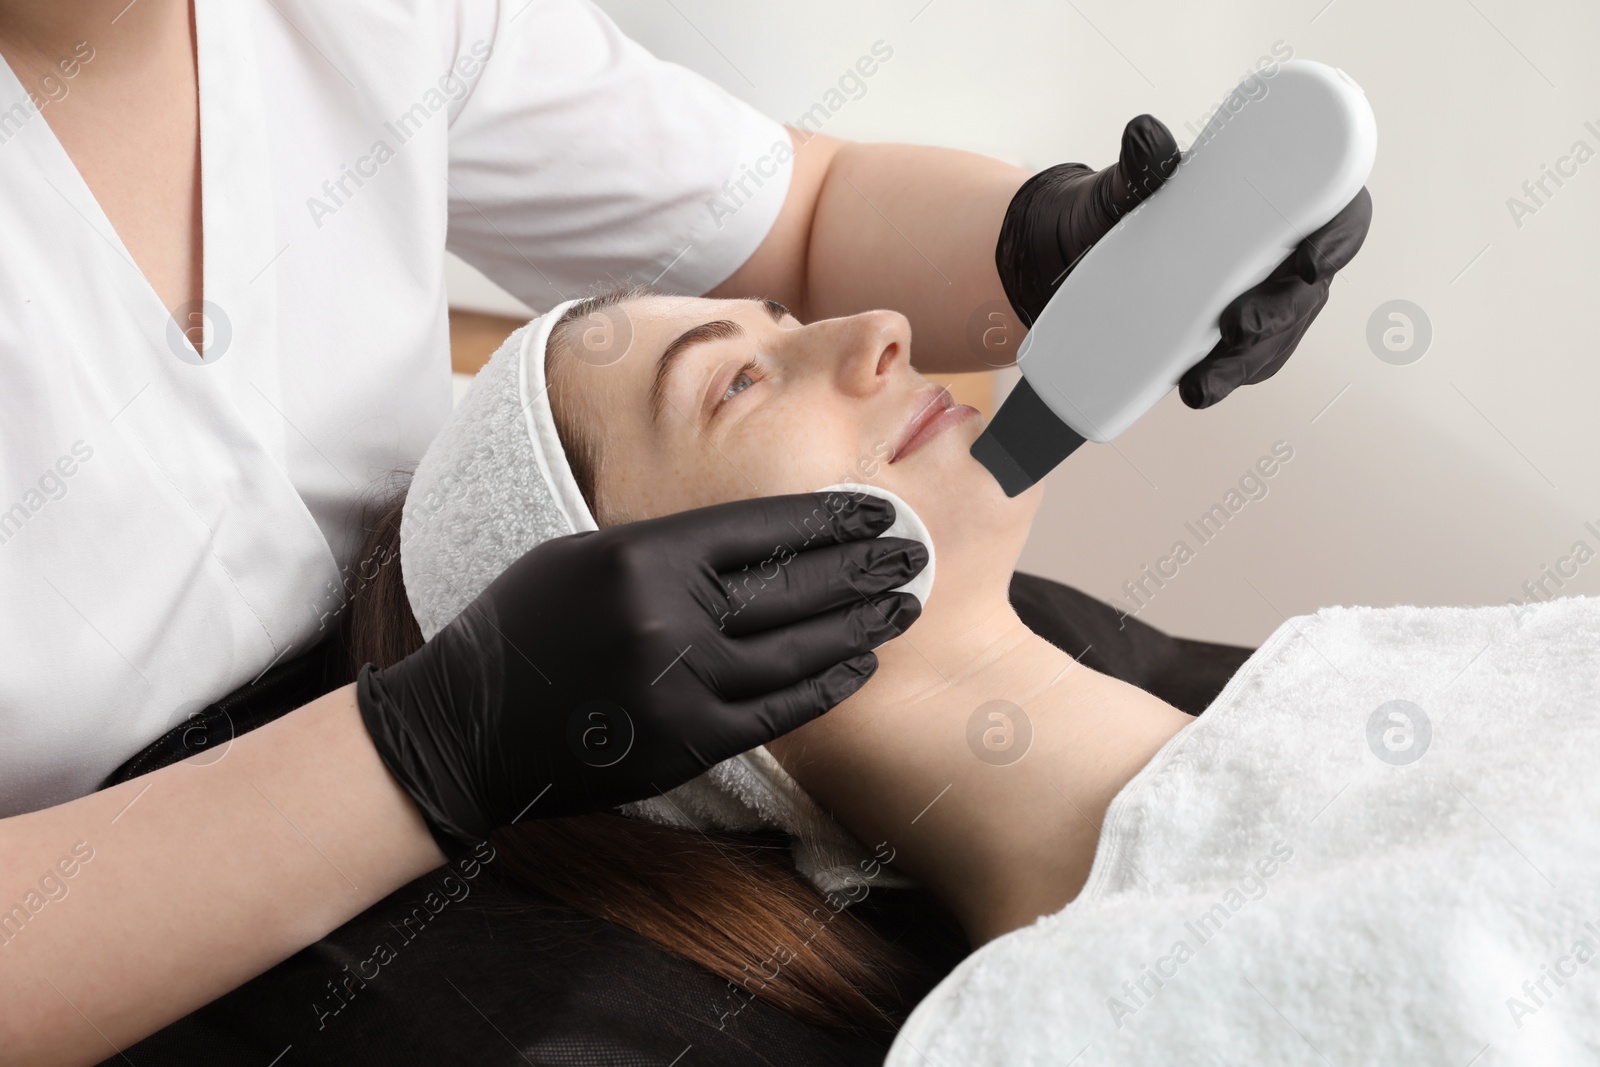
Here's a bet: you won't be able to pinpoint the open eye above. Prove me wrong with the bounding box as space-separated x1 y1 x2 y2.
717 358 762 410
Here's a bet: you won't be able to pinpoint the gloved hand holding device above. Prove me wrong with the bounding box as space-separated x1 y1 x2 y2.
356 492 926 859
994 113 1373 409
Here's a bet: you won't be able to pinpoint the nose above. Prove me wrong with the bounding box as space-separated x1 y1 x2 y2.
822 310 912 397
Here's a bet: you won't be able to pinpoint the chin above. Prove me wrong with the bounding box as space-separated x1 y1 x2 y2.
885 422 1041 589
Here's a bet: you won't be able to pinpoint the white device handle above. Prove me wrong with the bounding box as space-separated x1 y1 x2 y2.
972 60 1376 495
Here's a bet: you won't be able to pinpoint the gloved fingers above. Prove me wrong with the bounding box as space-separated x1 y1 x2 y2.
1179 279 1330 408
1244 283 1329 387
1200 258 1329 350
710 535 929 638
1291 186 1373 284
1108 113 1181 210
728 652 880 743
650 491 897 572
1180 188 1368 407
997 115 1182 326
1217 267 1326 348
1065 115 1181 265
696 592 920 699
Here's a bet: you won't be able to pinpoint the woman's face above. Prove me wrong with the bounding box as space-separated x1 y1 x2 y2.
548 294 1041 598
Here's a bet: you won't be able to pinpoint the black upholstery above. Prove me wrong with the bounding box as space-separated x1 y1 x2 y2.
101 572 1254 1066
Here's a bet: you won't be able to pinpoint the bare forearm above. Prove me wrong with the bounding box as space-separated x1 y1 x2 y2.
806 139 1029 373
710 131 1032 375
0 683 445 1065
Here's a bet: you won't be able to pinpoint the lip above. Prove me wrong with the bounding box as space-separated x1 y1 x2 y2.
889 385 979 463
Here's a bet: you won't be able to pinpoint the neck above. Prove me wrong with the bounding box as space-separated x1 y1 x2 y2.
0 0 183 73
766 581 1195 946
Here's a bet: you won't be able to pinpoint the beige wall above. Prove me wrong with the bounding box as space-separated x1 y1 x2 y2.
452 0 1600 647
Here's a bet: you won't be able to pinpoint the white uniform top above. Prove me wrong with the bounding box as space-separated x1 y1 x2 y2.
0 0 793 816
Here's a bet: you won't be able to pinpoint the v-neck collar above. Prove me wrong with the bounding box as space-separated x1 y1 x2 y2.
0 1 212 347
0 1 348 709
0 2 294 465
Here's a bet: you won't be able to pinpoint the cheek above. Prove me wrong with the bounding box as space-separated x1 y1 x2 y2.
607 450 741 519
603 419 846 521
703 408 873 501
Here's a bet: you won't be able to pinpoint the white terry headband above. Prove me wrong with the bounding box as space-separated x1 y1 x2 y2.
399 298 935 894
401 297 587 641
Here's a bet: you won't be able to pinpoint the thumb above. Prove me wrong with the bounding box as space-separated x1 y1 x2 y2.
1107 114 1180 214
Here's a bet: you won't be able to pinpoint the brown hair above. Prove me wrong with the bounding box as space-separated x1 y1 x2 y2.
334 286 934 1034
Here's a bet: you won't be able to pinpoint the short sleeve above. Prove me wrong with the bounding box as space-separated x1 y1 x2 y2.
440 0 794 309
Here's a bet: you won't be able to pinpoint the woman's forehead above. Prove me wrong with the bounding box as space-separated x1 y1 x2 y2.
550 296 690 417
632 293 755 332
552 292 794 434
558 294 762 388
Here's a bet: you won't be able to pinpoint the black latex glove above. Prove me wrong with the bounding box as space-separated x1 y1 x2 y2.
357 491 927 858
994 113 1373 409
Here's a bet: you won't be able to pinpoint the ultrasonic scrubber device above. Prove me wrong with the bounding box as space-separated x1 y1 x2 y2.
971 60 1377 496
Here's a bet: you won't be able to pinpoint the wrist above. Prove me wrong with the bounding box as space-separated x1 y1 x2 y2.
269 681 450 879
356 661 495 860
994 163 1093 326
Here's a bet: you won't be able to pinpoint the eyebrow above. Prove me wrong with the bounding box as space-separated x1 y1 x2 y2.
649 298 790 425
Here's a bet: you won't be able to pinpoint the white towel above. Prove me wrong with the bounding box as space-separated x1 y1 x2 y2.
888 594 1600 1066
